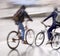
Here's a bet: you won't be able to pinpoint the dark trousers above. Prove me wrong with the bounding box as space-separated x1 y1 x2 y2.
47 23 60 40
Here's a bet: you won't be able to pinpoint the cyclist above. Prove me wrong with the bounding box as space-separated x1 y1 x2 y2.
42 7 60 44
13 5 33 44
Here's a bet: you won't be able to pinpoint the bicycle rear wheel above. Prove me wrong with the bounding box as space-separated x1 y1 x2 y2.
25 29 35 45
51 33 60 50
35 32 45 47
7 31 20 49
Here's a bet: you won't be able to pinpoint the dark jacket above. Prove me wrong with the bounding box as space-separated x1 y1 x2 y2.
18 10 32 23
43 11 58 25
13 8 33 23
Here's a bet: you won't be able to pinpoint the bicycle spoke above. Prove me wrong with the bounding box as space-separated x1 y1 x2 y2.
35 32 45 46
25 29 35 45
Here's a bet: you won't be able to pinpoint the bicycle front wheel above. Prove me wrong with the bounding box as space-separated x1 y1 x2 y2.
7 31 20 49
51 33 60 50
25 29 35 45
35 32 45 47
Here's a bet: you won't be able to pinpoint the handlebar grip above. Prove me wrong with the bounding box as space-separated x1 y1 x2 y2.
41 22 47 27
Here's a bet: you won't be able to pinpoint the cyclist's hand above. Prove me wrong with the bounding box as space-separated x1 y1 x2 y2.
31 19 33 22
29 18 33 22
15 22 18 25
41 21 43 24
28 19 33 22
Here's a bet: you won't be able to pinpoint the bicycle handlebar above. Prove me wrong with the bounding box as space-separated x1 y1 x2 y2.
41 22 51 28
24 20 30 30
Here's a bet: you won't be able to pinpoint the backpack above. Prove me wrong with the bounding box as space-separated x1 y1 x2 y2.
13 9 23 22
13 11 25 22
13 12 19 22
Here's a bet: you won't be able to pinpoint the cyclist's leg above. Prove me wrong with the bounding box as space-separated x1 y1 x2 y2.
18 22 25 41
47 29 52 40
47 25 56 41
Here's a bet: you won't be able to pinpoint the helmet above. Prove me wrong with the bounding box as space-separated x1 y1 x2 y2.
54 7 58 11
21 5 26 9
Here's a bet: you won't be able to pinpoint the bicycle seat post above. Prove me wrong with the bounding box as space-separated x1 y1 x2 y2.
25 19 28 30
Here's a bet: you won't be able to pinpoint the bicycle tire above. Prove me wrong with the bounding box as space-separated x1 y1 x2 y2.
51 33 60 50
7 31 20 49
25 29 35 45
35 32 45 47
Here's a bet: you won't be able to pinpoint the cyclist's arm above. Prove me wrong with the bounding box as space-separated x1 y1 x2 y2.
43 13 52 22
25 11 33 21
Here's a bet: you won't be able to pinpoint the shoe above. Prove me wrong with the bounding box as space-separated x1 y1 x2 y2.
46 40 52 45
23 40 28 44
18 36 22 40
19 36 22 40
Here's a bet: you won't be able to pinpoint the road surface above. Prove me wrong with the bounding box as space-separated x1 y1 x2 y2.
0 18 60 56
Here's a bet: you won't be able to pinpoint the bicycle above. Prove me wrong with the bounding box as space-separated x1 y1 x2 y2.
7 20 35 49
35 22 60 50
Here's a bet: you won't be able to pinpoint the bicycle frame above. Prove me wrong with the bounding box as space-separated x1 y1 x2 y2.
41 22 50 34
17 20 29 33
41 22 60 39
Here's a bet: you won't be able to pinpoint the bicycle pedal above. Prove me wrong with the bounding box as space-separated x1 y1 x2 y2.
46 41 52 45
18 36 22 40
23 40 28 44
